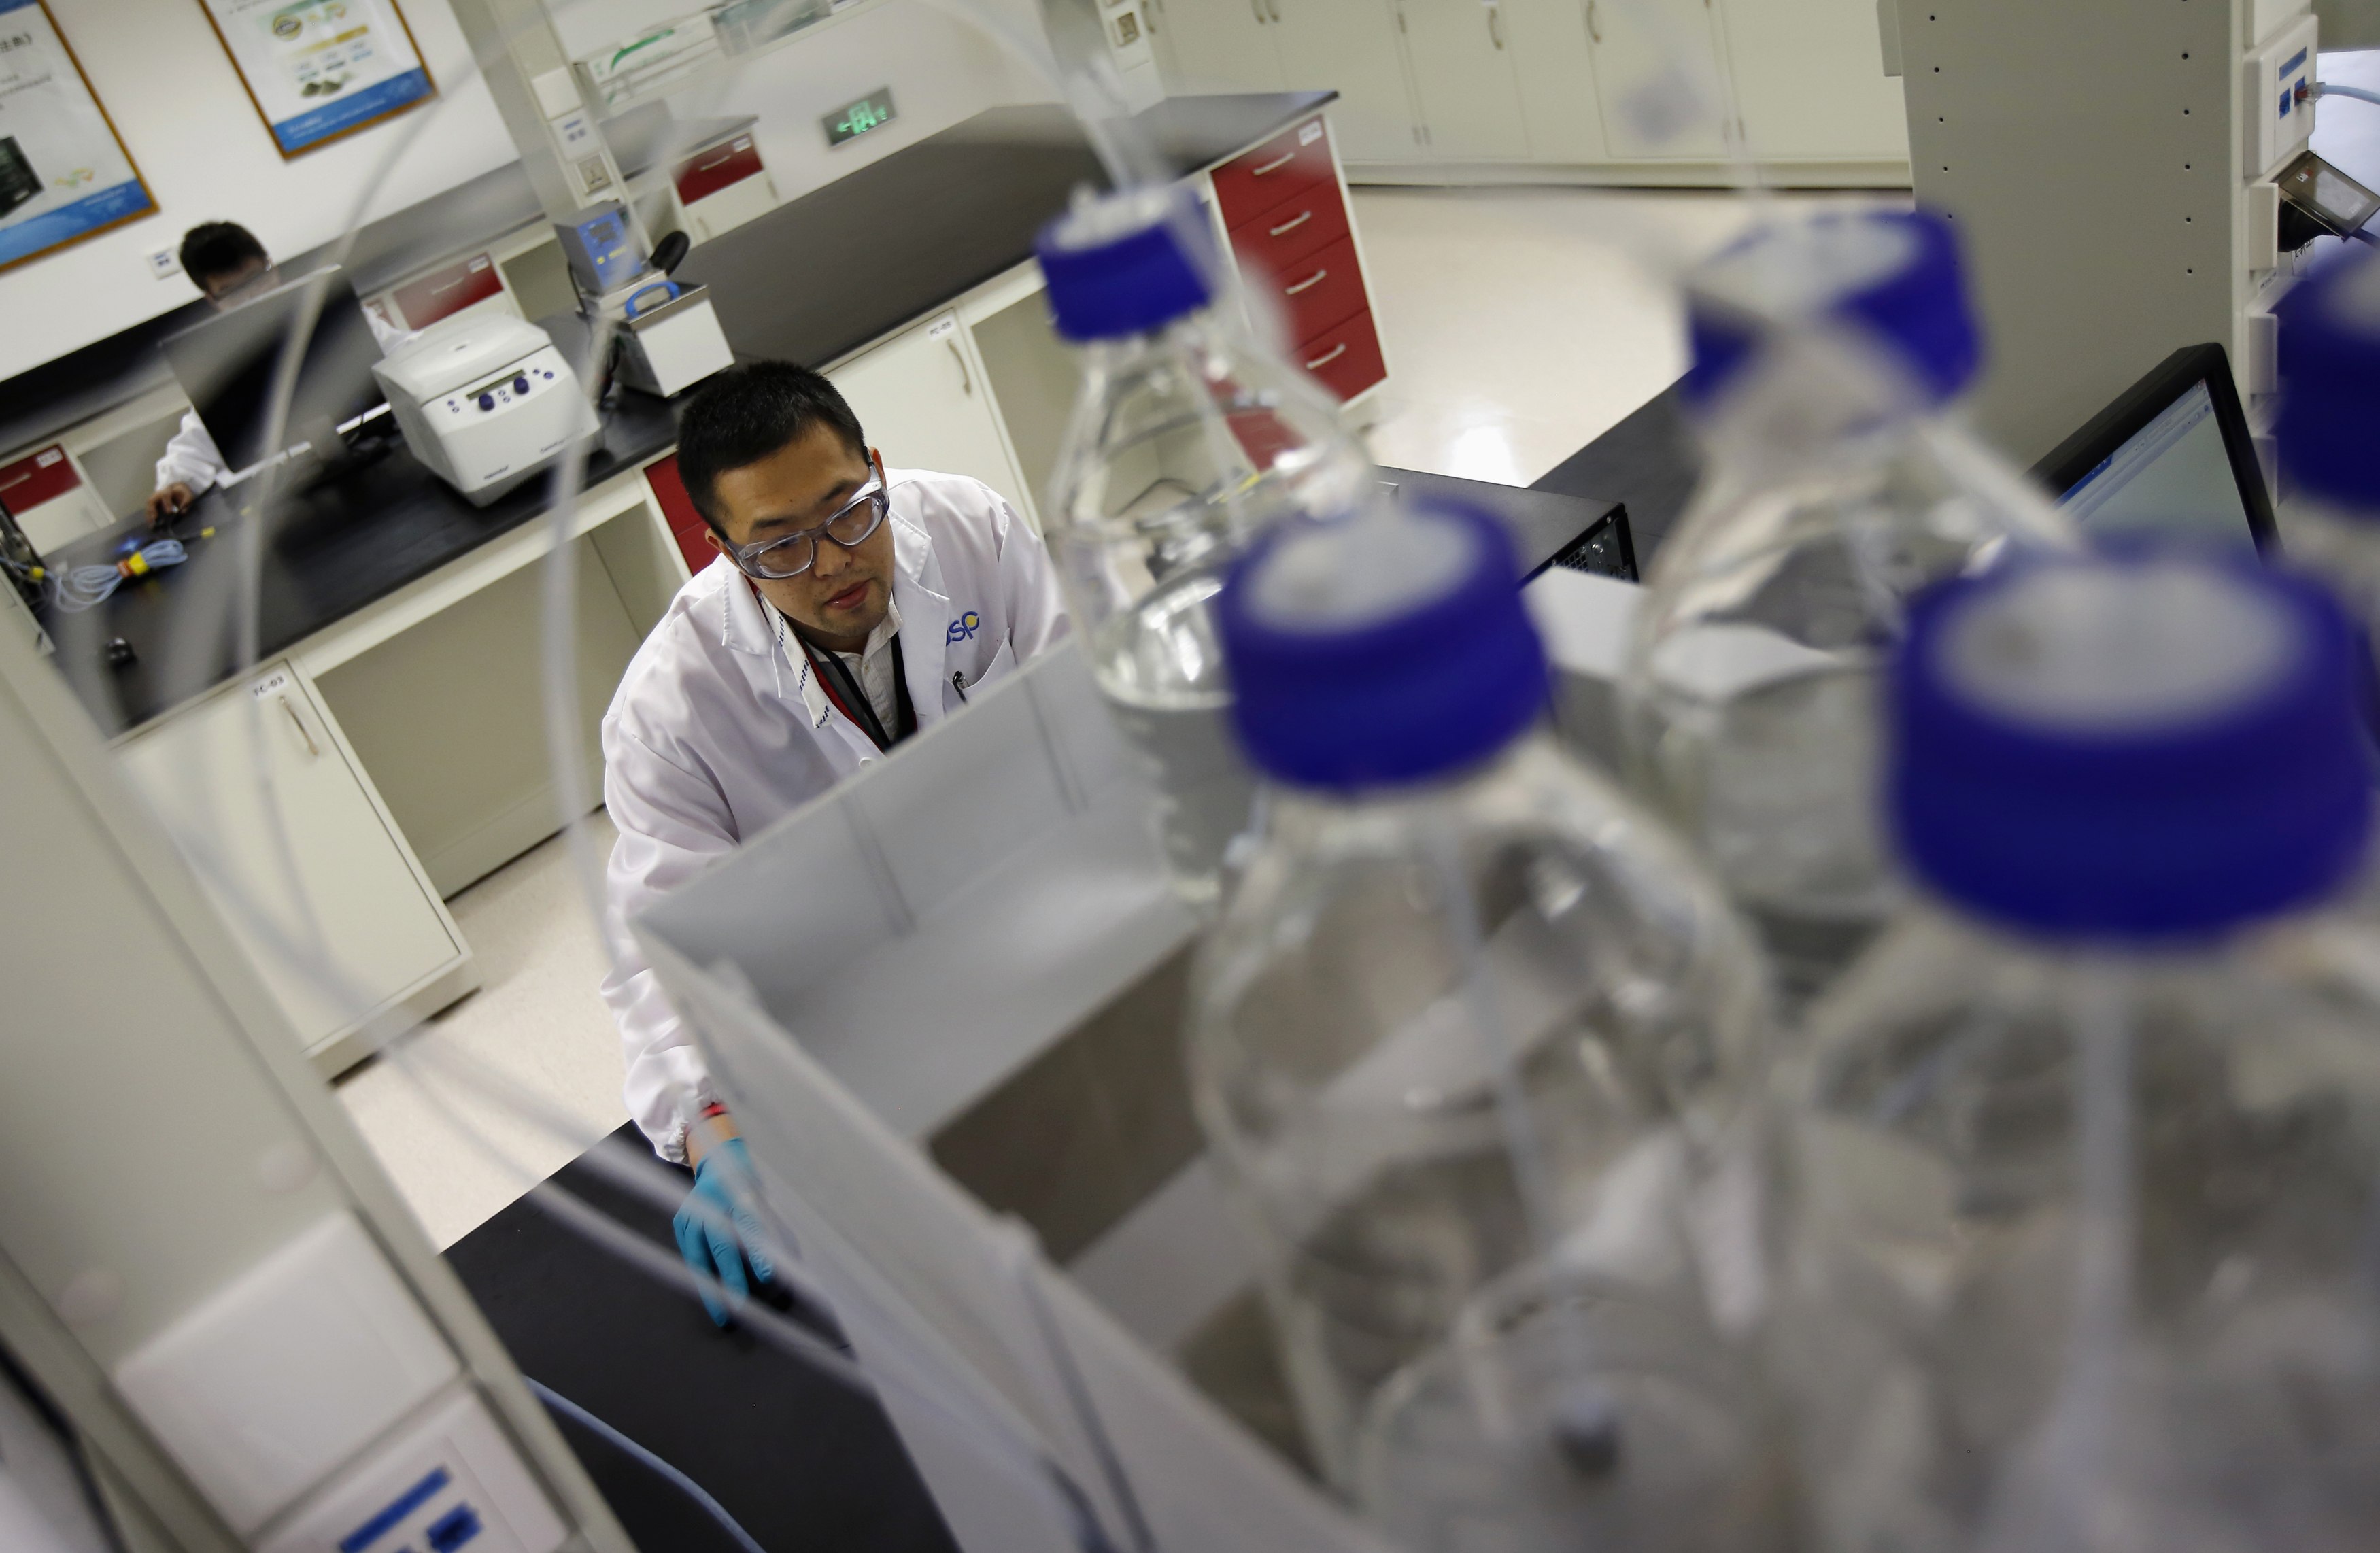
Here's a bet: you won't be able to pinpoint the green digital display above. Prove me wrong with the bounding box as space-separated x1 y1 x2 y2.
823 88 896 149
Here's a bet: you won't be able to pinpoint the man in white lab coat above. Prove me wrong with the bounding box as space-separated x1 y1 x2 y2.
599 359 1068 1322
146 221 407 524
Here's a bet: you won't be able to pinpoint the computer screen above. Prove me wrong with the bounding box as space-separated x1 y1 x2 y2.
2057 380 2256 546
159 268 384 479
2033 343 2277 554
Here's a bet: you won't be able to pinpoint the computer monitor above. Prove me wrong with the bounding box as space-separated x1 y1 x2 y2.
2031 342 2279 553
158 267 386 481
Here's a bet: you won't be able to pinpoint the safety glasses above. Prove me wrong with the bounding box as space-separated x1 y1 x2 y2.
726 466 889 580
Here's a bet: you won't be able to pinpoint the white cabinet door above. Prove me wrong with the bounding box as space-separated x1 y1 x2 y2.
1269 0 1419 163
1404 0 1532 160
1586 0 1731 158
117 664 460 1053
1154 0 1285 92
1501 0 1607 162
830 313 1031 516
1718 0 1907 160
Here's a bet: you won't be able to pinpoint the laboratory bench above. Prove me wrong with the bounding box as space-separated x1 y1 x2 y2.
7 88 1381 1079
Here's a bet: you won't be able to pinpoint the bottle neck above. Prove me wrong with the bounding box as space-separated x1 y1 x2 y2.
1255 728 1549 837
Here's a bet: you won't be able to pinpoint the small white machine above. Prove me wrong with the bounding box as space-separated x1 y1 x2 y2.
374 315 599 506
615 280 736 398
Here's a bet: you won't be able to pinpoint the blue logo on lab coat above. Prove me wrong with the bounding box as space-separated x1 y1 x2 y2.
947 611 981 643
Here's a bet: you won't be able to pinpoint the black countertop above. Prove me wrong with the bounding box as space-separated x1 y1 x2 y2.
31 92 1337 738
678 94 1333 369
41 388 681 739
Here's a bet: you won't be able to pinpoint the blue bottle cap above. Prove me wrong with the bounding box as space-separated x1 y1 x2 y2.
1890 549 2371 941
2278 245 2380 509
1217 501 1549 791
1036 187 1216 342
1685 209 1981 409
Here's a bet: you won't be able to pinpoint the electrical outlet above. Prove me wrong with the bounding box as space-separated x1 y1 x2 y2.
148 247 180 279
2245 13 2319 179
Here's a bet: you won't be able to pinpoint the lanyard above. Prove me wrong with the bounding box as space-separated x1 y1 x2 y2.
795 627 915 753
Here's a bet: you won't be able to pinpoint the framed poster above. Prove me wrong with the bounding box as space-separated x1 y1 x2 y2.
0 0 158 273
198 0 436 158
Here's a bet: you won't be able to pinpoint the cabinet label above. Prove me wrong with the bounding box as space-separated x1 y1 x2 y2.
928 315 957 340
250 669 292 700
1299 120 1324 146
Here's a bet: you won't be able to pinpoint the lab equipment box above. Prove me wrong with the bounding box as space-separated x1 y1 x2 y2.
634 642 1389 1553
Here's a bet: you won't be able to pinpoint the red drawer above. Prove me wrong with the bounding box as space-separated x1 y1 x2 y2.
392 253 502 329
1210 116 1334 228
645 454 719 576
675 135 764 206
1256 233 1367 348
1227 185 1350 283
1294 311 1387 403
0 444 80 512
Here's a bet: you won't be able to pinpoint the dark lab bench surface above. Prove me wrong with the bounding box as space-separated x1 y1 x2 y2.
22 92 1336 740
679 94 1334 369
38 390 681 740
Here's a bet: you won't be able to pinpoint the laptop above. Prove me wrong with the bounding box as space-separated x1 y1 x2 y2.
2030 342 2279 554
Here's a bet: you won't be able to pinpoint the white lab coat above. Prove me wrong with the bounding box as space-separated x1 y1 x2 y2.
600 468 1071 1160
154 305 410 494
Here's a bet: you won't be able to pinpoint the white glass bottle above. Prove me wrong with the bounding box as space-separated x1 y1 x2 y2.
1621 211 2075 1015
1778 550 2380 1553
1192 500 1784 1552
1037 187 1374 910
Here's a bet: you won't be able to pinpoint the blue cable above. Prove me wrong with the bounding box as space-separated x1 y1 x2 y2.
2317 81 2380 109
524 1377 769 1553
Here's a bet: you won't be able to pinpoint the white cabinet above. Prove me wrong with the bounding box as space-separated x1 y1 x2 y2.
1404 0 1533 160
116 662 464 1066
1502 0 1608 162
1718 0 1907 160
1269 0 1418 164
829 312 1036 528
1154 0 1284 91
1588 0 1733 158
1159 0 1901 173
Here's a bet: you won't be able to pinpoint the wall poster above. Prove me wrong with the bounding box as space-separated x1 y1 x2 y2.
0 0 158 273
197 0 437 158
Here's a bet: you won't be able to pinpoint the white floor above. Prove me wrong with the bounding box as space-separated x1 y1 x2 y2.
335 182 1899 1249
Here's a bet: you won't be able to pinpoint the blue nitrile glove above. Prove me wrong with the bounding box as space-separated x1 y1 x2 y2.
673 1137 777 1327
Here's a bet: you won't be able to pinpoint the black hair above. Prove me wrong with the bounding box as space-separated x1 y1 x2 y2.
178 222 269 288
677 361 870 536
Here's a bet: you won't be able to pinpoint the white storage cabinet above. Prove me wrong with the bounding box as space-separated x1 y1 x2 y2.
116 662 469 1071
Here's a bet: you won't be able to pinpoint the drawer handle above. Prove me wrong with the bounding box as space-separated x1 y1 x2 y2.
1283 267 1328 296
280 694 320 759
1488 3 1503 48
947 337 973 396
1251 150 1297 175
695 150 737 171
1268 209 1314 237
1248 0 1264 20
1585 0 1601 42
1303 342 1349 370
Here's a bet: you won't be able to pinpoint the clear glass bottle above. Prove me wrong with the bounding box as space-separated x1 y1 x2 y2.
1621 211 2075 1016
1036 187 1376 910
1191 500 1784 1552
1778 550 2380 1553
2278 245 2380 653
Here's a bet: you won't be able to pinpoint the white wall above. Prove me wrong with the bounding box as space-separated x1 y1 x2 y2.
0 0 516 377
1 0 1060 378
637 0 1061 208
